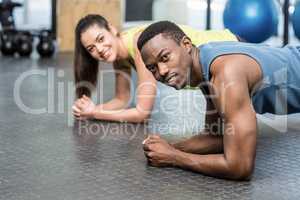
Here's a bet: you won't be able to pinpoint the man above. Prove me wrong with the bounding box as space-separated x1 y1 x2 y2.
137 21 300 180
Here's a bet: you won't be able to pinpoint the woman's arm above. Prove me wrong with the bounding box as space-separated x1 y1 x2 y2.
73 64 133 121
92 58 156 123
73 59 156 123
75 30 157 123
94 65 131 111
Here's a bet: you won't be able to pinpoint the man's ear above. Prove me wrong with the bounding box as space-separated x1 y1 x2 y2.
108 23 119 36
180 36 193 54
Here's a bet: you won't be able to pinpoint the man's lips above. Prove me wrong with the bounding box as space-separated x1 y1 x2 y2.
165 73 177 85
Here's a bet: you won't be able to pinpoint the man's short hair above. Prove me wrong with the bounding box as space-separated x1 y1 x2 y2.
137 21 187 51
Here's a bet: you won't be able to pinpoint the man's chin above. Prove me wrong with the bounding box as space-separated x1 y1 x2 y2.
167 82 186 90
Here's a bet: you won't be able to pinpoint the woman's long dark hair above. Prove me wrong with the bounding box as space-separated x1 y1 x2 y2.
74 14 110 98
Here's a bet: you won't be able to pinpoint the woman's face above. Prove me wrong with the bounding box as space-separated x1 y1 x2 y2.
80 24 118 62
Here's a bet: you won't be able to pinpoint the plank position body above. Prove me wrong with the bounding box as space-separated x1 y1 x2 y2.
138 21 300 180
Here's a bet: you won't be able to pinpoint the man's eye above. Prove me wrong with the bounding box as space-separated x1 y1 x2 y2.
161 54 169 62
147 65 156 72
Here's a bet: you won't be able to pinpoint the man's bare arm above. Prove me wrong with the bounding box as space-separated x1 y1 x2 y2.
171 65 257 180
172 98 224 154
144 78 257 180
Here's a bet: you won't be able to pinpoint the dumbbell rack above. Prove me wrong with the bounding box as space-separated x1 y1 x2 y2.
0 0 56 57
0 29 55 57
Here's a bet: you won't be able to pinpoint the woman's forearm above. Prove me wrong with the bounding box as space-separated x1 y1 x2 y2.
95 97 130 111
92 84 155 123
93 106 150 123
92 97 150 123
91 45 158 123
91 76 156 123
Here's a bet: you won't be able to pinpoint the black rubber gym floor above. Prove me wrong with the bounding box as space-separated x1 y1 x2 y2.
1 54 300 200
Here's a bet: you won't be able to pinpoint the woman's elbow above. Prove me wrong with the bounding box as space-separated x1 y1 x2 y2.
133 112 151 123
134 104 153 123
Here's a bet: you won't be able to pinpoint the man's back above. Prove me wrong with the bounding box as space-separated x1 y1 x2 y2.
199 41 300 114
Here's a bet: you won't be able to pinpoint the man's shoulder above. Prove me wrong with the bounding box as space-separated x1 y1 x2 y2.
210 55 247 83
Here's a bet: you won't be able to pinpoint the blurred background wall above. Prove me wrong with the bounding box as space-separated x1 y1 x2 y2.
1 0 299 51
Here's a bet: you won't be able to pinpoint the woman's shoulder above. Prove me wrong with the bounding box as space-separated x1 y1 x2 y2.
121 25 148 42
121 24 148 59
178 25 237 45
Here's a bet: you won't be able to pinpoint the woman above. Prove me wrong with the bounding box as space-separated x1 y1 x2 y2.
72 14 238 123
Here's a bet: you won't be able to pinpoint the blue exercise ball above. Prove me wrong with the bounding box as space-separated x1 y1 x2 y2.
223 0 279 43
292 1 300 40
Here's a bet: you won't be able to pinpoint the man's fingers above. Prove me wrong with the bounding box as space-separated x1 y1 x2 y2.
147 159 159 167
144 151 151 158
143 139 160 151
144 152 156 164
142 134 161 145
148 158 153 164
143 143 151 151
143 142 158 151
149 134 161 139
142 136 150 145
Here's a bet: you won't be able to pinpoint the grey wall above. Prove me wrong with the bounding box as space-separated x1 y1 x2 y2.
125 0 153 21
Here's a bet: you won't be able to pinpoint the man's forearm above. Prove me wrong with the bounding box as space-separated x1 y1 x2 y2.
173 151 252 180
172 133 223 154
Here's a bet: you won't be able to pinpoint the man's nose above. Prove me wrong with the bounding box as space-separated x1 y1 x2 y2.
158 63 169 76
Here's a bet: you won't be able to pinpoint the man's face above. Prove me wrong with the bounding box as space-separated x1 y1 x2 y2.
140 34 193 90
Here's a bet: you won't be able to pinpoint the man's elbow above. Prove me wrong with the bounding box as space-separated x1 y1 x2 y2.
232 167 253 181
228 160 255 181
